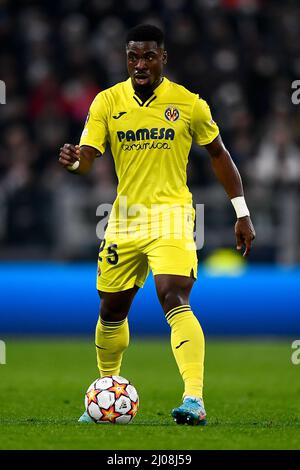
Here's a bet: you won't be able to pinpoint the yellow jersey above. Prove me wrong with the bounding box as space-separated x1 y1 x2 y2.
79 77 219 232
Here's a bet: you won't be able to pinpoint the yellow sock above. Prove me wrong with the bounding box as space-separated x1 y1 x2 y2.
95 317 129 377
166 305 205 399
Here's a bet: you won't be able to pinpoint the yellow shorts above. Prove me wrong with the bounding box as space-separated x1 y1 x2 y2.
96 234 198 293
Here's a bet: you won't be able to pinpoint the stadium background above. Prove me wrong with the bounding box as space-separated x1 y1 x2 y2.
0 0 299 336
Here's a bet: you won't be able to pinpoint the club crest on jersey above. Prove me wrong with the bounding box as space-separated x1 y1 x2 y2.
165 107 179 122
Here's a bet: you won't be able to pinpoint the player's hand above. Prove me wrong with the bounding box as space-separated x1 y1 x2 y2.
59 143 80 169
235 216 256 257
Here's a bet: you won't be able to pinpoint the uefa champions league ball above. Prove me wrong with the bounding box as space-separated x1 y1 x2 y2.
85 375 139 424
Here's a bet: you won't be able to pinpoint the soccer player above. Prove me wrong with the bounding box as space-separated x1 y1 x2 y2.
59 24 255 426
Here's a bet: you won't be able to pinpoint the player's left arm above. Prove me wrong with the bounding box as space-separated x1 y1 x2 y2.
205 134 256 257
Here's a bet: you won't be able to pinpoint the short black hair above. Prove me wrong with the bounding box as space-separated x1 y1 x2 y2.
126 24 164 48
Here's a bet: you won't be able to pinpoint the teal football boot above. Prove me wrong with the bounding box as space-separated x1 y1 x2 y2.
171 397 207 426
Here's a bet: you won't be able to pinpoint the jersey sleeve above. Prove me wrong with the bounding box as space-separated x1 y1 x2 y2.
190 96 219 146
79 92 108 155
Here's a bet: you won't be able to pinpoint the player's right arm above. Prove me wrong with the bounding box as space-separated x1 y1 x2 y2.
59 91 108 175
59 144 99 175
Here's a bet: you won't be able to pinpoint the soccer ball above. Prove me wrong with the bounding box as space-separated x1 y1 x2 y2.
85 375 139 424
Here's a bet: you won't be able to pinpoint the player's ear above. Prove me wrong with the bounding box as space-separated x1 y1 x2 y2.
162 50 168 65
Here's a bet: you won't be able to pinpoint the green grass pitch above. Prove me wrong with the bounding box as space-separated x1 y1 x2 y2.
0 338 299 450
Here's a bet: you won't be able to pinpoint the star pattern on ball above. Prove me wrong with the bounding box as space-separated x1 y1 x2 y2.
86 388 100 405
100 405 121 423
128 400 139 416
108 380 129 399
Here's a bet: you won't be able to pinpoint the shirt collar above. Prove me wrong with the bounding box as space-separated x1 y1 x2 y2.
125 77 169 106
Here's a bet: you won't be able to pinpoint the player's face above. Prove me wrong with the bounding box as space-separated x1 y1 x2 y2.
126 41 167 90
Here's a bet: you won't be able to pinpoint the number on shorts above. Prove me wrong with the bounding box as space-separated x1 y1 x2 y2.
107 243 119 265
98 240 119 265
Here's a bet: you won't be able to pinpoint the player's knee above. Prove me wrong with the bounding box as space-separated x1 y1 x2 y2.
98 289 136 322
100 304 128 322
100 299 128 322
158 290 186 314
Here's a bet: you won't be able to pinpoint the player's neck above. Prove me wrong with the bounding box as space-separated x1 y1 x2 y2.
133 77 163 103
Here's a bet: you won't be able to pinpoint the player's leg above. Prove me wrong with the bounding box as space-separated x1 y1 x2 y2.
155 273 206 425
79 288 139 423
144 216 206 425
79 236 149 423
155 274 205 399
95 287 138 377
95 235 149 377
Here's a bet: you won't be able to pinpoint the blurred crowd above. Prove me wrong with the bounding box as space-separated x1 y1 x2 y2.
0 0 299 263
